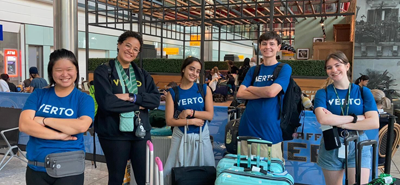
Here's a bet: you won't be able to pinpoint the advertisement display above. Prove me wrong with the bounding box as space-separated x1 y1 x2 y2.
4 49 18 77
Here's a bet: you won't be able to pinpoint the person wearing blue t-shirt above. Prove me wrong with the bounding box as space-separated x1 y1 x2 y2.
237 31 292 160
19 49 94 185
314 51 379 185
163 57 215 185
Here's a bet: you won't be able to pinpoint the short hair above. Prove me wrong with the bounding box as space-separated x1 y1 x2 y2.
1 74 9 81
355 75 369 85
117 31 143 52
258 31 282 45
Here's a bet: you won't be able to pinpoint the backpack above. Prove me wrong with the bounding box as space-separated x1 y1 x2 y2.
238 65 250 82
251 63 304 141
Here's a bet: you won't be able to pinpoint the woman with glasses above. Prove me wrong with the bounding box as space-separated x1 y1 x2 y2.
94 31 160 185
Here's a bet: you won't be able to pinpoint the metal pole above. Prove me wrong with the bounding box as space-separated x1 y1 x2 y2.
53 0 78 55
269 0 274 31
139 0 143 67
85 0 89 81
257 24 260 65
218 26 221 62
161 23 164 59
385 115 397 174
200 0 205 83
183 27 186 59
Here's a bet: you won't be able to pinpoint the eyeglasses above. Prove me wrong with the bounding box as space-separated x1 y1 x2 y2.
125 44 140 53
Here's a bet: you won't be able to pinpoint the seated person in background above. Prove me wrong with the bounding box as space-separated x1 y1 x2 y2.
371 89 391 127
209 67 222 92
227 60 239 74
1 74 17 92
29 67 49 93
161 82 178 101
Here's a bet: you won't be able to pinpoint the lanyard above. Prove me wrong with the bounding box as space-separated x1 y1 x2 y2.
333 83 351 116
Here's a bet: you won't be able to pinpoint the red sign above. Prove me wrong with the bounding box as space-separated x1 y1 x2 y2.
4 49 18 77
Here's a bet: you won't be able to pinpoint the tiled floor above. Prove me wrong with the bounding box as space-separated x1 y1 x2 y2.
1 150 400 184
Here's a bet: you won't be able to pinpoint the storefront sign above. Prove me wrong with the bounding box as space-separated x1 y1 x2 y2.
4 49 18 77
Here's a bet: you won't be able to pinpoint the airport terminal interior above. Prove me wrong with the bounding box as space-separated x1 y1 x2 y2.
1 0 400 184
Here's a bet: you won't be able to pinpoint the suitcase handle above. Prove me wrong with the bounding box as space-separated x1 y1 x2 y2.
184 122 204 167
237 136 261 141
356 140 377 185
146 140 154 185
344 134 358 185
246 139 273 170
236 136 261 167
155 157 164 185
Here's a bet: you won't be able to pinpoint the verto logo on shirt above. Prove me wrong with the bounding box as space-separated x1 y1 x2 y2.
255 75 274 82
328 98 361 106
178 97 204 106
39 104 74 116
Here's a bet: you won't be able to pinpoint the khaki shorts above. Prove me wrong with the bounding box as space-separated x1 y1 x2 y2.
240 141 284 162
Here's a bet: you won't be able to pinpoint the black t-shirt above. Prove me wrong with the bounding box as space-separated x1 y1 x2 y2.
8 82 17 92
230 66 239 74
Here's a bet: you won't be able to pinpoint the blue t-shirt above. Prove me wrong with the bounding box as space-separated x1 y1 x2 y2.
22 87 95 172
169 83 208 133
30 78 48 91
238 63 292 144
314 83 378 117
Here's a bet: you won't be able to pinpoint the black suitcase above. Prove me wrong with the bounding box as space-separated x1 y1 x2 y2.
344 135 378 185
171 125 216 185
225 106 246 154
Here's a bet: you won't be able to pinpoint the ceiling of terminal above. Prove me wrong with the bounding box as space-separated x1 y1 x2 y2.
86 0 355 41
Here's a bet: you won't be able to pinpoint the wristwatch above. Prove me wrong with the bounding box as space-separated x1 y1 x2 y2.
129 94 135 103
350 113 357 123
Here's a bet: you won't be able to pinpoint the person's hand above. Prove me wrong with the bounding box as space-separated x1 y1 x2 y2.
115 93 129 101
33 116 45 126
357 115 365 122
139 106 146 110
189 118 204 127
179 109 192 119
58 133 77 141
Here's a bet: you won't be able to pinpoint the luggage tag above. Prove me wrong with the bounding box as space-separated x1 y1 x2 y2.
338 143 347 159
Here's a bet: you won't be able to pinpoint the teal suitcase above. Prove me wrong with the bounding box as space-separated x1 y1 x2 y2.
216 136 285 176
215 139 294 185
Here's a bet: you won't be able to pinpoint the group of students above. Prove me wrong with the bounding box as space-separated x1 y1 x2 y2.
18 29 381 185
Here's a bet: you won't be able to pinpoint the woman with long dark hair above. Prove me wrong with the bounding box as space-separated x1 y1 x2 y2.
163 57 214 185
355 75 369 87
19 49 94 184
93 31 160 185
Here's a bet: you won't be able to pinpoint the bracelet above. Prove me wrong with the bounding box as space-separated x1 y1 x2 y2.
192 110 196 118
42 118 46 126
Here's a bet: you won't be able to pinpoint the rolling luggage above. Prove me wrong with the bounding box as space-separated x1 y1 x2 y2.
344 135 378 185
217 136 284 176
215 139 294 185
170 126 216 185
155 157 164 185
225 106 245 154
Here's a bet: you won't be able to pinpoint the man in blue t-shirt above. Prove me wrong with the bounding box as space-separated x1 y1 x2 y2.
237 31 292 160
28 67 48 93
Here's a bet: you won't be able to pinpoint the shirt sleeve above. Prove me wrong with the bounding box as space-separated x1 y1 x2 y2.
273 64 292 93
22 89 40 111
241 66 256 87
314 89 327 109
78 93 95 120
362 87 378 113
30 79 37 88
0 80 9 92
